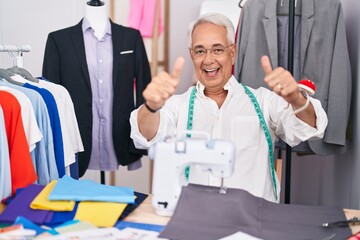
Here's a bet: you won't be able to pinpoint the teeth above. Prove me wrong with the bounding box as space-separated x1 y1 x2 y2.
204 68 217 72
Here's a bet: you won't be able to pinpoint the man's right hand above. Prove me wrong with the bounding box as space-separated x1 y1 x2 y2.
142 57 185 111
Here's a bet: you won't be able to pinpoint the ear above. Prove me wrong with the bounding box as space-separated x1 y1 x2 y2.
230 44 237 65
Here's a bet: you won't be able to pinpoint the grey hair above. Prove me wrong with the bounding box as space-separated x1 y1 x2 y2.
187 12 235 48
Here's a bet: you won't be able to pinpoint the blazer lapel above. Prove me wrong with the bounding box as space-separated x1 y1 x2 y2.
71 19 91 91
300 0 314 74
111 21 124 89
262 0 278 68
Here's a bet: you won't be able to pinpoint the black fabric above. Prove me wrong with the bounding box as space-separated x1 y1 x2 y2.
160 184 351 240
118 191 148 221
42 19 151 177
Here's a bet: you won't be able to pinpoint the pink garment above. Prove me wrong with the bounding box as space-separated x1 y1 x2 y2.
128 0 163 38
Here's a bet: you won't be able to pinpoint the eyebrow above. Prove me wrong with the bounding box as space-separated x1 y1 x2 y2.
192 43 225 49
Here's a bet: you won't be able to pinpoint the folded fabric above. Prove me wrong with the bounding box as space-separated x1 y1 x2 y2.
45 202 78 226
54 219 97 234
0 184 53 225
74 201 127 227
13 216 56 235
48 175 134 203
30 180 75 211
118 191 148 221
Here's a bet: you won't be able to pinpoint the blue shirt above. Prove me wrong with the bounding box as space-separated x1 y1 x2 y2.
24 83 65 178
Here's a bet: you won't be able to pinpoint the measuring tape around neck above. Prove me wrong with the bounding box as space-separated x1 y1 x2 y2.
185 85 278 201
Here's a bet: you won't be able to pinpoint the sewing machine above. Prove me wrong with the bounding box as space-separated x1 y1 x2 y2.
148 131 236 217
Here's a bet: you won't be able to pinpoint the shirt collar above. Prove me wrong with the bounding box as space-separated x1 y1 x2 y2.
195 75 237 96
82 17 112 36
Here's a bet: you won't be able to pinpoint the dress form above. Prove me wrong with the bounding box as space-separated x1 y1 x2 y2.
84 2 109 40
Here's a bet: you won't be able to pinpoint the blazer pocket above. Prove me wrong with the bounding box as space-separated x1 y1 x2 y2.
120 50 134 55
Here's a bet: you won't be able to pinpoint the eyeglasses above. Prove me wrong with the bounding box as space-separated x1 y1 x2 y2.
189 44 234 59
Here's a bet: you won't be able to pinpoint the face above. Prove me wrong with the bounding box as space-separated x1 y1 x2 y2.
190 22 236 92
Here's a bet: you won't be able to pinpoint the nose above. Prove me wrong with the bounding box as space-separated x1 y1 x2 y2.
203 49 215 64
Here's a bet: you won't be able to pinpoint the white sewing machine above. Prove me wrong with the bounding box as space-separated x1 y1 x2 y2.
148 131 236 217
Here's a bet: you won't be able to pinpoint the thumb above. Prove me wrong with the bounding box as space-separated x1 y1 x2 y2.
261 55 273 75
171 57 185 79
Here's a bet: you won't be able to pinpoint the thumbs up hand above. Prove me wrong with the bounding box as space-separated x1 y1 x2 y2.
143 57 185 111
261 55 302 105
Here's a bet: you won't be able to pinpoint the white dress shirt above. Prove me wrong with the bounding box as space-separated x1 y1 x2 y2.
130 76 328 202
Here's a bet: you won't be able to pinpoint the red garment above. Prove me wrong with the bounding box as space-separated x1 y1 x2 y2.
0 90 37 194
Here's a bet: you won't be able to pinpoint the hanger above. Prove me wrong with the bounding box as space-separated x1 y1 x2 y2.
277 0 302 16
0 68 23 86
87 0 104 6
238 0 247 8
7 66 39 83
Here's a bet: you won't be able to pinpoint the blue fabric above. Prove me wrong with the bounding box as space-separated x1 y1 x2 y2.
48 175 135 203
13 216 51 235
116 221 165 232
46 202 79 227
24 83 65 177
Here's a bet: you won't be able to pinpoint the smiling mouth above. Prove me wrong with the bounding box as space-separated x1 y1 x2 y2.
204 68 219 77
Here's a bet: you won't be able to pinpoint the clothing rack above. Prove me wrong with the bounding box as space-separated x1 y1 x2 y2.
0 44 31 68
284 0 296 204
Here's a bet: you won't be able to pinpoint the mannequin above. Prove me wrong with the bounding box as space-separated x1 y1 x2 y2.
85 0 108 40
42 0 151 178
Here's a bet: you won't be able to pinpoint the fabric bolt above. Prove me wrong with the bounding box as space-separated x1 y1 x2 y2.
39 78 84 167
0 184 53 225
0 80 58 185
130 77 328 203
0 90 37 195
74 201 127 227
160 184 351 240
0 106 11 200
30 180 75 211
128 0 163 38
23 82 65 177
48 175 135 203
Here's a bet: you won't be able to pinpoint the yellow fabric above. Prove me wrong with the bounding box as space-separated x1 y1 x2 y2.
0 203 5 214
74 201 127 227
30 180 75 211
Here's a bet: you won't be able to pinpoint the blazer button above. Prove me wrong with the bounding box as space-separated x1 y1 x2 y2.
87 103 92 107
88 126 92 130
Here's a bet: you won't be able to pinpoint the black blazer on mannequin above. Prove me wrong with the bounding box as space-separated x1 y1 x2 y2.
42 19 151 177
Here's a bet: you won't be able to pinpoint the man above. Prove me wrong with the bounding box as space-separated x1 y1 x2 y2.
130 13 328 202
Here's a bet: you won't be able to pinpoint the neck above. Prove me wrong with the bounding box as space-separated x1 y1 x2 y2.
85 4 108 40
204 88 228 108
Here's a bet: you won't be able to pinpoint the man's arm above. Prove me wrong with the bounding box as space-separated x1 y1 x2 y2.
261 55 316 127
138 57 185 140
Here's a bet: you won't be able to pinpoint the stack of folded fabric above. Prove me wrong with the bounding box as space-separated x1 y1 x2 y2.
0 175 147 238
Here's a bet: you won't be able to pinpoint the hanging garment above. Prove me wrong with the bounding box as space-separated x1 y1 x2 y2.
38 79 84 168
128 0 163 38
0 90 37 195
234 0 352 155
42 19 151 177
0 106 11 200
0 80 58 185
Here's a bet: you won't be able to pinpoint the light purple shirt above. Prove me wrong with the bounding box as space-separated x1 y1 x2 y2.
82 18 118 171
82 19 141 172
